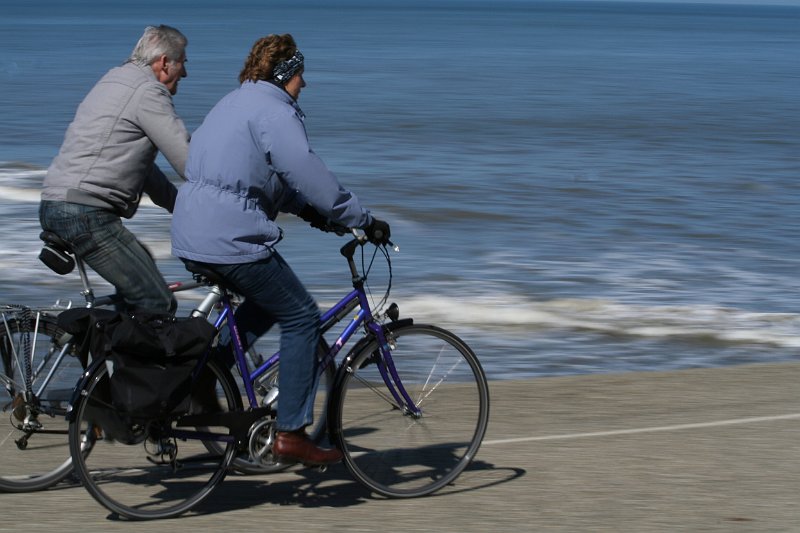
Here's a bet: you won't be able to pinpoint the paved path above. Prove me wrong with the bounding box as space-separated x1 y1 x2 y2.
2 361 798 532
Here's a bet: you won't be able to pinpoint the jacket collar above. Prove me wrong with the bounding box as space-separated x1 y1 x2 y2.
245 80 305 119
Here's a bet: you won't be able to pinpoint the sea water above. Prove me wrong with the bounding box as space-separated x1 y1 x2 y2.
1 0 798 379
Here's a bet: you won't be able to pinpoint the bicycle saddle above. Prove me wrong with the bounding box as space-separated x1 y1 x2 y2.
40 231 73 253
181 259 229 287
39 231 76 275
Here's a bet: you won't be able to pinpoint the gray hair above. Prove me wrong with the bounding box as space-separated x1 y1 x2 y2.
129 25 187 66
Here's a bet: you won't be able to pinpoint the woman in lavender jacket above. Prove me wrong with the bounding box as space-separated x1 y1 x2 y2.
171 34 390 465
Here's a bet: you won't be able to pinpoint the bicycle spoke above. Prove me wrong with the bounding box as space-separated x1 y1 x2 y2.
351 369 403 411
417 348 465 408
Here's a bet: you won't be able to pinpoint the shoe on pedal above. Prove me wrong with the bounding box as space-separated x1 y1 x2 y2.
273 429 342 466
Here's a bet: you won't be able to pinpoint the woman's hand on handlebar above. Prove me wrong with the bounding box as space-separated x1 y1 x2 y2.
299 205 395 248
365 218 391 245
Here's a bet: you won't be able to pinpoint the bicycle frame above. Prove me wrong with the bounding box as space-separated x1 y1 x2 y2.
207 290 360 409
215 285 418 416
170 237 421 445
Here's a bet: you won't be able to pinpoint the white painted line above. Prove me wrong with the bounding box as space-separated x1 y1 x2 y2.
484 413 800 446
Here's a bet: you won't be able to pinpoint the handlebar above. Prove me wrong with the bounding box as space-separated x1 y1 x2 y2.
307 212 397 252
348 228 399 252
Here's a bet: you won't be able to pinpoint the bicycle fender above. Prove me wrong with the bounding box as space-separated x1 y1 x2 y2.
65 356 107 422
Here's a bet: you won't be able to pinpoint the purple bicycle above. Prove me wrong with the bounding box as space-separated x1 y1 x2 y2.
67 231 490 520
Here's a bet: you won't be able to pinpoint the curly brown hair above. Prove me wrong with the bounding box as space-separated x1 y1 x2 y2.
238 34 298 84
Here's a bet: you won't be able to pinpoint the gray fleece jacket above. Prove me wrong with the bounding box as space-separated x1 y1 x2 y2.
42 62 189 218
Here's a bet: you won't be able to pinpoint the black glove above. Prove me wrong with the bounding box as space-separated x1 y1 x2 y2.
365 218 391 245
298 204 328 231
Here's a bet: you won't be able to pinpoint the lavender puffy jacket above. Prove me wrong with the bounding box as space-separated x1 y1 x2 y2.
171 80 371 264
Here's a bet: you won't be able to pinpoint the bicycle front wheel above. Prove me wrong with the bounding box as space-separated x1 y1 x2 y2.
0 310 79 492
330 323 489 498
68 359 240 520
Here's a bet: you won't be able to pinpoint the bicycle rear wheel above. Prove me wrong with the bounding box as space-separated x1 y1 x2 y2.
330 323 489 498
68 359 240 520
0 310 79 492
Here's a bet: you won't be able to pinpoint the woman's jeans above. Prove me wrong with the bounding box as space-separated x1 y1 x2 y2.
210 253 321 432
39 200 176 314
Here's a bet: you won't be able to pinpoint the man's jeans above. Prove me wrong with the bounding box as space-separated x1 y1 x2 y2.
210 253 321 432
39 201 176 313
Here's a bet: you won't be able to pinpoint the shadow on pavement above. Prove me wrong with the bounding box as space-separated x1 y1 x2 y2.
185 459 525 517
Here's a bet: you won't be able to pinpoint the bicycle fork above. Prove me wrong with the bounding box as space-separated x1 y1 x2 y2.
366 320 422 418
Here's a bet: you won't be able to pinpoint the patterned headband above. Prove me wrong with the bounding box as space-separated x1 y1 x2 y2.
272 50 304 84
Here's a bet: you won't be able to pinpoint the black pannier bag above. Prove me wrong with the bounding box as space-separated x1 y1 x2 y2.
108 313 217 418
57 307 118 369
59 309 216 420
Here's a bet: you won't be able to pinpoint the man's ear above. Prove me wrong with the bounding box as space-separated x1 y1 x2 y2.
151 54 169 78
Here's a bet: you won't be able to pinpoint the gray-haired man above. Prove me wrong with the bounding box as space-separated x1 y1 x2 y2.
40 25 190 313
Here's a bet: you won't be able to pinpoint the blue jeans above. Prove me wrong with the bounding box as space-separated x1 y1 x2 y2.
210 253 321 432
39 201 176 314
